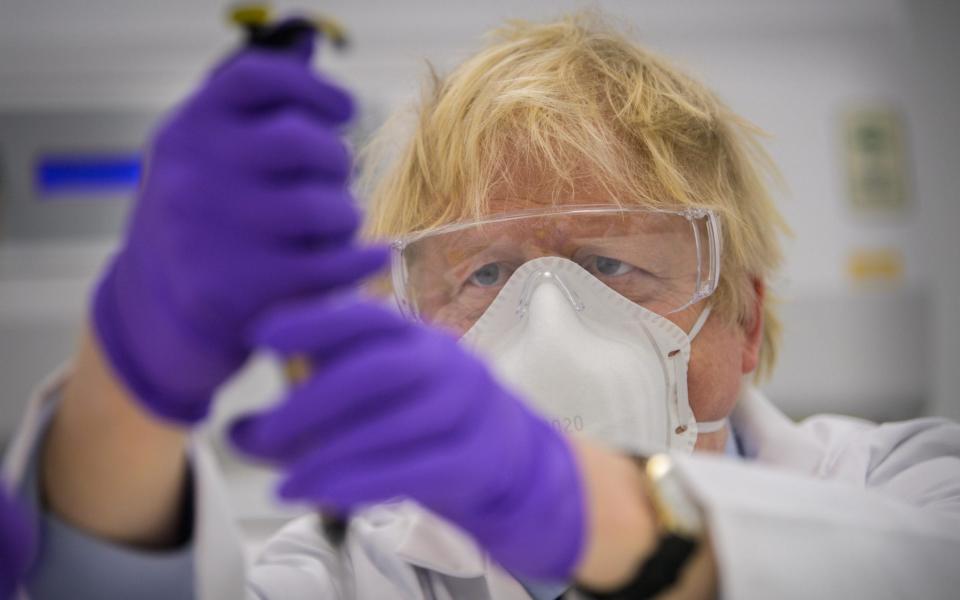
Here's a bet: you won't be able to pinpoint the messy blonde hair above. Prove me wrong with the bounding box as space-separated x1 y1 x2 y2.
362 13 789 379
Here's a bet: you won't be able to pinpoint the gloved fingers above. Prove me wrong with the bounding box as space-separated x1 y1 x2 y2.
233 111 351 180
228 184 361 240
276 435 472 510
297 244 390 290
231 332 443 461
248 244 390 299
206 52 354 123
232 375 446 465
164 237 388 318
269 351 542 496
262 369 484 467
157 169 361 242
277 349 483 455
275 393 550 525
251 298 409 355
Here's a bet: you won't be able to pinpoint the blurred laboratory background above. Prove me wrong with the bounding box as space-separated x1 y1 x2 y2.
2 0 959 548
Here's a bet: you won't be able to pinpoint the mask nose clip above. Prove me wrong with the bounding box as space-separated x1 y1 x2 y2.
516 268 585 317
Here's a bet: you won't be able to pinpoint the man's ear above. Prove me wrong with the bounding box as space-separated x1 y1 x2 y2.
741 278 765 375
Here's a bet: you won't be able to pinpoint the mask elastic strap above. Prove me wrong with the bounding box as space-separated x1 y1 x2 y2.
695 418 727 433
681 304 726 435
687 304 712 341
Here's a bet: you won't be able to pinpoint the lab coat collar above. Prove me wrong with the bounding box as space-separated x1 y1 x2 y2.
731 385 827 475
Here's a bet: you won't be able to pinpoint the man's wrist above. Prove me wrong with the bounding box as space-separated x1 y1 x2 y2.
570 438 660 589
575 453 714 599
43 327 191 548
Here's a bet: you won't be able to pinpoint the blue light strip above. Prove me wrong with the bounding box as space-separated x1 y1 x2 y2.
35 153 142 198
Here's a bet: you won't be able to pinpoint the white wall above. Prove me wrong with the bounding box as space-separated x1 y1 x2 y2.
1 0 957 429
902 0 960 422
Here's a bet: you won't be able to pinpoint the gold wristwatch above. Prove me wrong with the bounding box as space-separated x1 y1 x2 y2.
643 454 706 540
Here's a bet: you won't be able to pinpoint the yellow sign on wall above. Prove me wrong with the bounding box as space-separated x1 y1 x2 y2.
848 248 904 284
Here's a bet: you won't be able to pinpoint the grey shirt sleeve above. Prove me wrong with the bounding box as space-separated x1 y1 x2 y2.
16 398 196 600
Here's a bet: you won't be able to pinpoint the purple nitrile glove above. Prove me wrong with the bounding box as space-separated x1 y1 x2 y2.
93 28 387 424
0 486 35 599
229 299 587 581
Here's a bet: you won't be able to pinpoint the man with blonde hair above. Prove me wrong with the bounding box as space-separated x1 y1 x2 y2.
4 13 960 600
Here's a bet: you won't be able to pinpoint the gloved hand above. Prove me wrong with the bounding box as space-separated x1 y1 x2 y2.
230 299 586 581
93 30 386 423
0 486 35 599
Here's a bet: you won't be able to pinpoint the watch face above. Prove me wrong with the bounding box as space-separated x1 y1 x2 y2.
647 455 705 537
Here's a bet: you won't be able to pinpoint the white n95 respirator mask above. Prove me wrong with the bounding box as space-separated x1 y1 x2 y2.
460 256 723 454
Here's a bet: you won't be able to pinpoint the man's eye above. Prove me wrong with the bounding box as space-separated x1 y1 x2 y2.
592 256 634 277
468 263 506 287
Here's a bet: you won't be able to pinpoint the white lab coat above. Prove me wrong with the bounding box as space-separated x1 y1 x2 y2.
4 369 960 599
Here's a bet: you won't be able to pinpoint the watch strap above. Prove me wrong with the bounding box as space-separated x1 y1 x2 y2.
573 532 697 599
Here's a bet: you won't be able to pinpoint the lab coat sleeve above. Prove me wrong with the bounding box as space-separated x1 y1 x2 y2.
1 368 249 600
245 512 427 599
675 418 960 600
21 467 196 599
245 516 355 599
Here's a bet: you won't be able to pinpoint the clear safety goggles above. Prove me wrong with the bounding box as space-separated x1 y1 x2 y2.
391 205 722 332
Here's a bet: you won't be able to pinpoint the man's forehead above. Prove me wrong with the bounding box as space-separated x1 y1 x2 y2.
477 163 681 217
479 161 621 213
483 195 619 216
420 206 691 258
483 181 625 216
